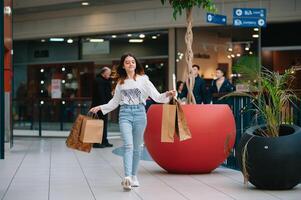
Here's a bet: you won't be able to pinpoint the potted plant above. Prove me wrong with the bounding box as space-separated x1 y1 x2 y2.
224 60 301 189
143 0 237 174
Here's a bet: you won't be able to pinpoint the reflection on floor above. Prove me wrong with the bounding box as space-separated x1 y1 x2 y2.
0 137 300 200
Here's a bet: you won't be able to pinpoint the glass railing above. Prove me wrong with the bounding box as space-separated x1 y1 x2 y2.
12 98 119 136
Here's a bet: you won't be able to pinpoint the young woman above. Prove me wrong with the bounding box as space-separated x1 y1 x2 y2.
90 53 175 191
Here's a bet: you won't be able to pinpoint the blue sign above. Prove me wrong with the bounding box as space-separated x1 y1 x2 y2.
233 17 266 27
233 8 266 18
206 13 227 25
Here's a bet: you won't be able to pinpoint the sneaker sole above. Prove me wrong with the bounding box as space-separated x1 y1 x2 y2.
121 179 132 191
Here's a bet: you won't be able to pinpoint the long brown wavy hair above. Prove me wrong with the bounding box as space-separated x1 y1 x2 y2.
116 53 144 84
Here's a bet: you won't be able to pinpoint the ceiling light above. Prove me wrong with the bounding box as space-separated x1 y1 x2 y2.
139 34 145 38
227 55 231 59
231 54 235 58
40 69 44 73
245 43 250 51
67 39 73 43
228 43 233 52
254 28 259 31
127 34 132 37
62 67 66 72
129 39 143 43
152 36 157 39
89 39 104 42
236 53 241 57
50 38 64 42
112 35 117 38
252 34 259 38
40 80 44 84
145 65 149 68
81 2 89 6
41 39 46 42
62 80 66 84
249 51 253 55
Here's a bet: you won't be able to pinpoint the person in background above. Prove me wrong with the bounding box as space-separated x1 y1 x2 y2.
91 67 113 148
90 53 175 191
176 80 186 103
209 67 235 104
179 64 207 104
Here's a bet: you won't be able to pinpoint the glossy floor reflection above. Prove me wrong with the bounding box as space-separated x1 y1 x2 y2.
0 137 300 200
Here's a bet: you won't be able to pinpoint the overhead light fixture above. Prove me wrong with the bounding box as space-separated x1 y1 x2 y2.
41 39 46 42
62 80 66 84
89 38 104 42
145 65 149 69
152 36 157 39
40 80 44 85
67 39 73 43
245 43 250 51
129 39 143 43
50 38 64 42
254 28 259 31
231 54 235 58
249 51 253 55
236 53 241 57
127 34 132 37
40 69 44 73
62 67 66 72
112 35 117 38
227 55 231 59
252 34 259 38
139 34 145 38
228 43 233 52
81 2 89 6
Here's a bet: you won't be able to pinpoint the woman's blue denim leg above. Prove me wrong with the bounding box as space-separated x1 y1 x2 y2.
132 107 147 176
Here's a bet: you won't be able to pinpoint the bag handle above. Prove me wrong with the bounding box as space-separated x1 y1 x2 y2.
87 111 99 119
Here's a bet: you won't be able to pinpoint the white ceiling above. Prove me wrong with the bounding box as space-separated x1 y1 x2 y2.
13 0 147 14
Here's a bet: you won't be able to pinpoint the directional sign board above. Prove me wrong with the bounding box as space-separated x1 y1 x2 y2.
233 8 266 18
206 13 227 25
233 17 266 27
233 8 266 28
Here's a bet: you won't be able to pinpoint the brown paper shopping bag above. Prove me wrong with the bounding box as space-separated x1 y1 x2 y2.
176 101 192 141
80 117 103 143
161 103 177 142
66 114 92 153
161 99 191 142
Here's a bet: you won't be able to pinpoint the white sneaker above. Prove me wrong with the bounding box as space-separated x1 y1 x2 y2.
121 176 132 191
131 175 140 187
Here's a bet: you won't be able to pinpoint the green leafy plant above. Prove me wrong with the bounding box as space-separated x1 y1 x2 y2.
161 0 216 104
225 56 298 137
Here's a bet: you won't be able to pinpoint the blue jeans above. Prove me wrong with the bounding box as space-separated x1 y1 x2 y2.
119 104 147 177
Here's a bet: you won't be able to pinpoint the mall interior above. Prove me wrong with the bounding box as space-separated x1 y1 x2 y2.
1 0 301 199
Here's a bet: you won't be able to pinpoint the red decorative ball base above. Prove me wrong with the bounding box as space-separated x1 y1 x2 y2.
144 104 236 173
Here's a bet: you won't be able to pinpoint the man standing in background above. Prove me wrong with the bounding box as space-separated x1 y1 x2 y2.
91 67 113 148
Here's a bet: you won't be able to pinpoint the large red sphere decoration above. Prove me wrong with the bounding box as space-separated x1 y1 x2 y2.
144 104 236 173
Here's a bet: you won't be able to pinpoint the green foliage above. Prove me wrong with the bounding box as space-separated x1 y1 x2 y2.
224 57 298 137
161 0 217 19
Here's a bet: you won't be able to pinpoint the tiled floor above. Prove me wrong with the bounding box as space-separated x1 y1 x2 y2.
0 137 300 200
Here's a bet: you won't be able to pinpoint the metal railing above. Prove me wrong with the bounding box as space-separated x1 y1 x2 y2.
12 95 301 169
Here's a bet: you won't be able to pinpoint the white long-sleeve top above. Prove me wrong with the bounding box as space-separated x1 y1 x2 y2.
100 75 170 115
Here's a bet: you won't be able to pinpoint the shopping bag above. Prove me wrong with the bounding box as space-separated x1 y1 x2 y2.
66 114 92 153
176 101 192 141
80 116 103 143
161 103 177 142
161 99 191 142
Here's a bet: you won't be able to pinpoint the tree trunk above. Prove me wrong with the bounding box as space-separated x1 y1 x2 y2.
185 8 196 104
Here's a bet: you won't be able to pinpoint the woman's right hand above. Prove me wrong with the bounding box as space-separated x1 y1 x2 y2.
89 106 101 114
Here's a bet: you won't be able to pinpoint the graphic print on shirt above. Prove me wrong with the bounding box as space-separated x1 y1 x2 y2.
121 88 142 104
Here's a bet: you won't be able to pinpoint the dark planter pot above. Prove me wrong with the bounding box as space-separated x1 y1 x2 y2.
236 124 301 190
